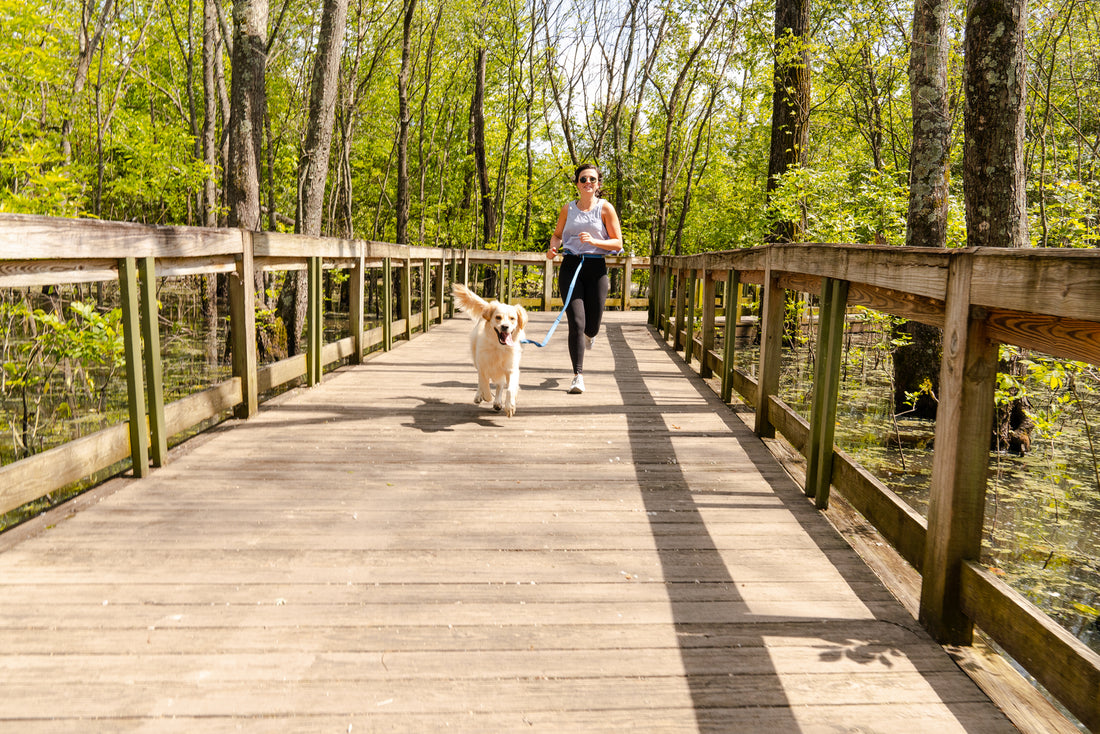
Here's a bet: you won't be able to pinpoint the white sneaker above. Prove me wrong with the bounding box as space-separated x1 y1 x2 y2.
585 334 596 350
569 374 585 394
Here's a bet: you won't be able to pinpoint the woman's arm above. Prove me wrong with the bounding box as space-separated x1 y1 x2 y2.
547 205 568 259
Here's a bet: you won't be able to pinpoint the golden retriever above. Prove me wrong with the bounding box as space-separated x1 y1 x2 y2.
451 283 528 417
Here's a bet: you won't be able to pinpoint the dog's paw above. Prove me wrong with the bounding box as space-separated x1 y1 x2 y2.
503 404 516 418
493 403 503 412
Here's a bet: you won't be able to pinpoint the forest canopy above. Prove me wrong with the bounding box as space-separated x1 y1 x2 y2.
1 0 1098 255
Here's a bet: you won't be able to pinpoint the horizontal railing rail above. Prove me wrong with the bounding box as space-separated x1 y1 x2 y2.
0 214 647 519
652 243 1100 732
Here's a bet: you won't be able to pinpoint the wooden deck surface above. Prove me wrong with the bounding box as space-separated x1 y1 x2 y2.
0 312 1019 733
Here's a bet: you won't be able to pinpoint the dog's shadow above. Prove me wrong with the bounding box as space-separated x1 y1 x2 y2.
425 378 563 392
401 396 503 433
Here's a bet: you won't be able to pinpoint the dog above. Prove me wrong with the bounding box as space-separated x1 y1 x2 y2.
451 283 527 417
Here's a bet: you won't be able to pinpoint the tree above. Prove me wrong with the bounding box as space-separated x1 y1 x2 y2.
765 0 811 243
395 0 417 244
895 0 955 419
226 0 268 232
963 0 1029 249
279 0 349 356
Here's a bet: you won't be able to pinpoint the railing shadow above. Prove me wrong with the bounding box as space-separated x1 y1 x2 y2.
606 322 1011 732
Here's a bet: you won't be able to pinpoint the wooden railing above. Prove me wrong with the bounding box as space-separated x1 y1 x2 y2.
0 214 647 517
651 244 1100 732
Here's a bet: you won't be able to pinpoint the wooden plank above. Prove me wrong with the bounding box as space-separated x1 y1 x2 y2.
138 257 168 467
754 265 785 438
163 379 242 437
0 258 117 287
984 306 1100 365
229 236 258 418
919 253 999 645
117 257 149 478
0 423 130 516
961 561 1100 732
350 255 365 363
0 213 244 259
806 278 849 509
970 247 1100 322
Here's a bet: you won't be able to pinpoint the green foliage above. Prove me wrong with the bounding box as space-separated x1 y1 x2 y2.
1 297 124 460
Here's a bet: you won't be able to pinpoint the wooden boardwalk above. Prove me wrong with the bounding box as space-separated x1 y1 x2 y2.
0 312 1019 733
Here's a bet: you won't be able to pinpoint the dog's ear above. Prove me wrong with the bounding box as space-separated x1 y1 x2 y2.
516 305 528 330
482 305 495 322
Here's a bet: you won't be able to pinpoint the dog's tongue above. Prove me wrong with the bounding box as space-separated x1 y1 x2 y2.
499 331 514 346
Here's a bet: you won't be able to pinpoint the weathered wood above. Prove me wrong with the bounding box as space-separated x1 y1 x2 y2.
163 379 242 437
806 278 849 509
229 237 258 418
0 259 117 287
984 307 1100 366
721 271 741 402
306 256 322 386
960 561 1100 732
138 257 167 467
754 267 785 438
117 257 149 478
0 313 1018 732
350 255 365 364
0 423 130 516
685 269 697 365
700 273 716 378
383 258 393 351
0 213 244 259
402 258 413 343
920 254 999 645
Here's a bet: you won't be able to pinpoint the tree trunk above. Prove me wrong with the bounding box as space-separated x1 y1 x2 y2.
226 0 267 233
765 0 811 244
395 0 417 245
963 0 1029 250
277 0 348 357
471 47 495 247
894 0 953 419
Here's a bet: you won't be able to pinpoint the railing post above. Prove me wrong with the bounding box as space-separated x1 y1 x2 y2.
754 263 784 439
701 269 716 378
422 257 431 333
684 269 697 364
622 257 633 311
230 233 258 418
306 256 323 386
543 256 554 312
461 249 470 288
505 257 514 303
805 277 849 508
664 265 676 342
382 257 393 351
447 251 456 318
402 258 412 342
138 257 167 466
434 256 444 325
721 269 741 402
350 252 365 364
920 252 999 645
118 257 150 477
673 267 686 349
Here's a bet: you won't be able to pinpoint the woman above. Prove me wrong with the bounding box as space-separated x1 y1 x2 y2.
546 164 624 394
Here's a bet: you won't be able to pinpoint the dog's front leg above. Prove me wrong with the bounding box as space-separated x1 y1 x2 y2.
500 369 519 417
475 372 493 405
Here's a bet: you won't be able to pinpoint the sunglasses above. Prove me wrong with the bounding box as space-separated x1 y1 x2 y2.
577 176 598 183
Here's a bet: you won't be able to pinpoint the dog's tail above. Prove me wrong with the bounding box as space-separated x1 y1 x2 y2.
451 283 491 320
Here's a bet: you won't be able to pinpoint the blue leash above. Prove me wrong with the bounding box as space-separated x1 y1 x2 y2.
521 254 603 348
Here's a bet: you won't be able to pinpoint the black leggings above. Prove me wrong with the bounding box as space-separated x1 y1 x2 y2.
557 255 609 375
